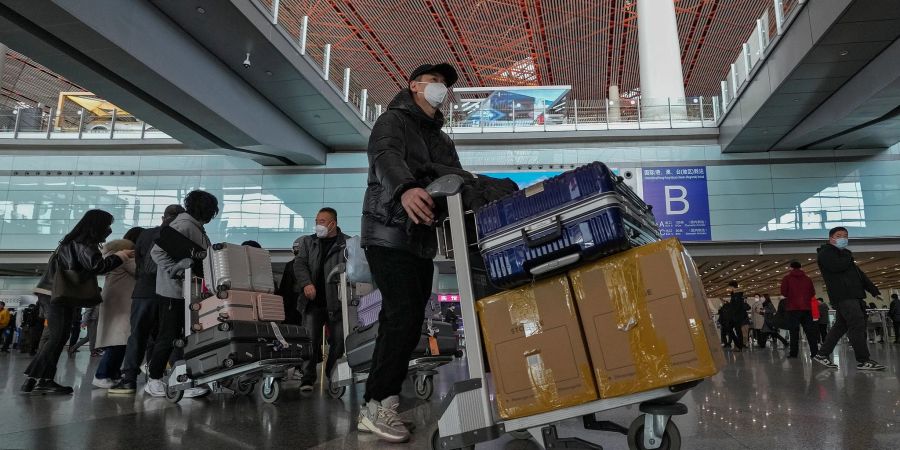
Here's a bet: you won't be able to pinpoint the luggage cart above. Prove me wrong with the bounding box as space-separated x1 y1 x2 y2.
432 192 699 450
164 267 306 404
325 271 453 401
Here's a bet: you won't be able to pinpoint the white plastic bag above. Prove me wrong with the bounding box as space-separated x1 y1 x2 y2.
345 236 372 283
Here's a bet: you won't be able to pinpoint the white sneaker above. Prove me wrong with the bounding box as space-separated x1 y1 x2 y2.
92 377 116 389
184 386 210 398
358 396 410 443
144 378 166 397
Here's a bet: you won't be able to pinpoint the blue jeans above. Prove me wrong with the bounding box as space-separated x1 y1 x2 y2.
96 345 126 379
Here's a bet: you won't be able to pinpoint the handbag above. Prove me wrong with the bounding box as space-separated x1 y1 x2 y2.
49 248 103 308
345 236 372 283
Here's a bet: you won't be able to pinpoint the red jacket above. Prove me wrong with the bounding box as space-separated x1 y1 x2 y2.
780 269 816 311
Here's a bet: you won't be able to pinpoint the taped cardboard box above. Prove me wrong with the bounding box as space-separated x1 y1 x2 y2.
477 274 598 419
567 238 725 398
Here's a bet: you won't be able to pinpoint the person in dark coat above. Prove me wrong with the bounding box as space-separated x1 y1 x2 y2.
780 261 819 358
889 294 900 344
726 281 749 351
109 204 184 395
813 227 885 371
277 237 303 326
760 296 788 349
817 298 830 343
358 62 460 443
293 207 349 391
22 210 132 395
717 299 733 348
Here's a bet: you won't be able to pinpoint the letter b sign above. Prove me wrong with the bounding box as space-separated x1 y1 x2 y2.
665 186 689 215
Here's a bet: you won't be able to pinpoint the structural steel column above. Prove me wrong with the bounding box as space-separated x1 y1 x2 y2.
637 0 687 120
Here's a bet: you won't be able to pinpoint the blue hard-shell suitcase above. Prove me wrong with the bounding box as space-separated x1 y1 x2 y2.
475 162 659 289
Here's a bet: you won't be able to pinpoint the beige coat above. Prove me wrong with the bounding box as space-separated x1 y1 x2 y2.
95 239 136 348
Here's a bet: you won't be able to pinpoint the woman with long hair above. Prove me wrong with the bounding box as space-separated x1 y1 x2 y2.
22 210 134 395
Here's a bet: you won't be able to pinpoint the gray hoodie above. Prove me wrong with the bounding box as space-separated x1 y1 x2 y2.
150 212 210 299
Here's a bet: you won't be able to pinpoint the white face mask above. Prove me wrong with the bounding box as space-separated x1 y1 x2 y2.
315 224 330 238
419 82 448 107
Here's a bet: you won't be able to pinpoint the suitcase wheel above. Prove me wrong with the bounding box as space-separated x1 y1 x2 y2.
217 322 232 332
173 338 186 349
191 323 203 332
216 289 229 300
189 303 201 311
223 358 235 369
212 243 225 251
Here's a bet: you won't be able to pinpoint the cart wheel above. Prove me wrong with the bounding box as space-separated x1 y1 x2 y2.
414 375 434 400
509 430 532 441
327 380 346 399
431 429 441 450
237 380 254 396
165 385 184 404
626 415 681 450
260 379 280 404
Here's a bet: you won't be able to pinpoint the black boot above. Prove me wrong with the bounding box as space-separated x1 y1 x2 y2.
31 379 74 395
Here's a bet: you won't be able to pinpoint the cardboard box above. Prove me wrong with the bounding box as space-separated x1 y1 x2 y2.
477 274 598 419
567 238 725 398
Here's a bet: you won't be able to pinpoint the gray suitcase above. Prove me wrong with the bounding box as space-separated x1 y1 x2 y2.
203 243 275 296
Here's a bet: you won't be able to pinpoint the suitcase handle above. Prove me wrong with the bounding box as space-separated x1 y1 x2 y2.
521 215 563 248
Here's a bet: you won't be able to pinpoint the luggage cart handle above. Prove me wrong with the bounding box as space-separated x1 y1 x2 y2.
521 215 563 248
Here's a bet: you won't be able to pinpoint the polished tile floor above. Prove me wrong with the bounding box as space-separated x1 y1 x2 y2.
1 341 898 449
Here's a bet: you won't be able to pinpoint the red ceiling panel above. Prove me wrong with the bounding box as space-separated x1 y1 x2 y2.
277 0 770 107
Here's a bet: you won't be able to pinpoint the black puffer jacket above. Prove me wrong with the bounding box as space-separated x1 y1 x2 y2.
361 90 462 259
817 243 879 301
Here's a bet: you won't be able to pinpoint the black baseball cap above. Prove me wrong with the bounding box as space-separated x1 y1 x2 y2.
408 63 458 87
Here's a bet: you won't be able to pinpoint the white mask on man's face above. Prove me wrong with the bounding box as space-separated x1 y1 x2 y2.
418 82 448 107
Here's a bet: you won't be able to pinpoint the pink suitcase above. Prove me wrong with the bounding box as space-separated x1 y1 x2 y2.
192 290 285 331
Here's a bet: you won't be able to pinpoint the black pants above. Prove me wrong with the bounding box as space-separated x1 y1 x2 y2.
729 324 744 349
301 306 343 384
96 345 126 380
787 310 819 357
819 324 829 343
893 321 900 342
769 331 788 347
121 296 182 382
25 303 77 380
68 314 81 347
363 246 434 402
819 299 870 363
720 324 732 346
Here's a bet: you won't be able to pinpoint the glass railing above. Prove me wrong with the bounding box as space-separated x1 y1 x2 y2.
0 107 171 140
442 96 720 133
717 0 807 117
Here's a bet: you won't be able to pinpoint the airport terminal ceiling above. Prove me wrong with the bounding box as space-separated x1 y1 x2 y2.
267 0 776 106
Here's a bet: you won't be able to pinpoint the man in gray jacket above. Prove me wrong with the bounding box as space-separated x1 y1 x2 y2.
144 190 217 397
293 207 348 391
